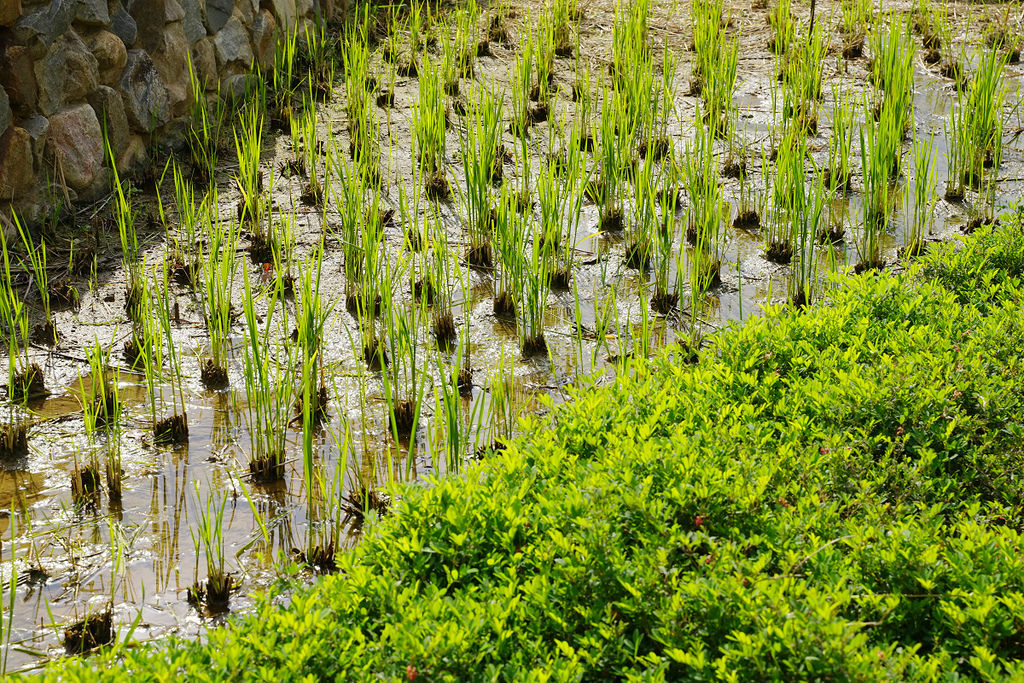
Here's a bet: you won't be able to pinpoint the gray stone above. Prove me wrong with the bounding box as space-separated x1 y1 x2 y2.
0 126 34 200
191 36 217 90
127 0 166 52
268 0 295 29
234 0 255 24
0 45 37 113
251 9 275 72
110 5 137 47
180 0 205 44
213 15 252 68
13 0 76 55
150 21 190 117
118 49 171 133
46 103 104 191
88 85 128 158
35 30 100 116
164 0 183 21
0 86 11 137
74 0 109 25
21 114 49 168
85 29 127 86
204 0 229 33
0 0 21 27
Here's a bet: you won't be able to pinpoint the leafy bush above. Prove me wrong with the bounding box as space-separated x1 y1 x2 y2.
26 220 1024 681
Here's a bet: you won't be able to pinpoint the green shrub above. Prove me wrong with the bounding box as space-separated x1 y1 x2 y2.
26 220 1024 681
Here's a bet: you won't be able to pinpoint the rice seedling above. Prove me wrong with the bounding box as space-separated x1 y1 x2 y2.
858 103 895 270
239 268 294 483
952 45 1008 192
624 143 657 272
151 266 189 446
768 0 794 55
533 12 556 121
493 186 525 319
826 86 857 194
457 83 503 268
412 57 449 199
12 214 57 346
693 0 737 138
651 41 678 160
162 164 203 289
299 16 336 100
78 338 122 503
270 23 300 126
235 105 270 260
683 117 725 291
199 187 236 390
455 1 478 78
187 55 225 185
765 125 804 263
343 25 380 183
299 95 325 208
187 483 232 613
0 227 43 404
788 163 826 307
594 83 627 231
779 13 828 134
107 138 144 319
433 342 468 474
294 244 332 422
652 161 682 314
905 132 936 257
519 217 550 356
840 0 871 57
510 34 534 138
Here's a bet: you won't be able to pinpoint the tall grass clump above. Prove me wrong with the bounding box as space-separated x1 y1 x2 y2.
457 83 503 268
413 58 449 199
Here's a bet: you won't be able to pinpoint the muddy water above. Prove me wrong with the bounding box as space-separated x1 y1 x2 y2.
3 3 1024 671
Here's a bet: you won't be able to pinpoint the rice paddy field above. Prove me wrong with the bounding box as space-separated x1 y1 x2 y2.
0 0 1022 671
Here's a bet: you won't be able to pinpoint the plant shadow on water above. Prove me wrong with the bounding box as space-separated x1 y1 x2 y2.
2 0 1024 672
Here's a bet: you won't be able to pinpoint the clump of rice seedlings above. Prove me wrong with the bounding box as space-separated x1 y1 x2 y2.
693 0 737 138
341 485 391 530
532 12 557 122
187 56 225 184
611 0 655 147
63 610 112 654
239 268 293 483
162 165 203 289
788 163 826 307
427 210 459 350
433 344 468 474
840 0 871 57
825 86 857 194
624 145 657 272
483 349 517 450
0 416 28 459
548 116 588 288
299 17 336 100
270 23 299 127
649 41 678 159
357 198 388 370
78 339 122 503
858 102 896 270
486 0 512 45
150 268 189 446
0 227 44 403
457 83 503 268
438 17 461 97
455 1 479 77
904 131 936 258
519 217 550 356
299 95 325 207
985 7 1021 63
343 26 380 183
400 0 424 77
573 59 595 150
683 117 725 291
870 15 916 132
731 129 761 231
199 188 235 390
509 32 534 137
765 126 804 263
235 105 270 261
187 484 232 613
779 13 828 134
294 245 332 422
652 161 682 313
951 45 1008 193
381 261 424 442
768 0 794 54
13 215 56 346
413 57 450 199
492 187 525 319
594 83 628 231
107 139 144 319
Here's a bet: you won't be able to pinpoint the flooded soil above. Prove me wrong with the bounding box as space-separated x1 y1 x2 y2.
2 0 1023 671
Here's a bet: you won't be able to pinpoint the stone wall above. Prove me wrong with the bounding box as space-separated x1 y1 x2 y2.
0 0 340 224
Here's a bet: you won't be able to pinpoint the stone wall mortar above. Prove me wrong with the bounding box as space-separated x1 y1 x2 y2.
0 0 340 224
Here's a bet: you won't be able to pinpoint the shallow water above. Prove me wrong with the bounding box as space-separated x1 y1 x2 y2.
2 3 1023 671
